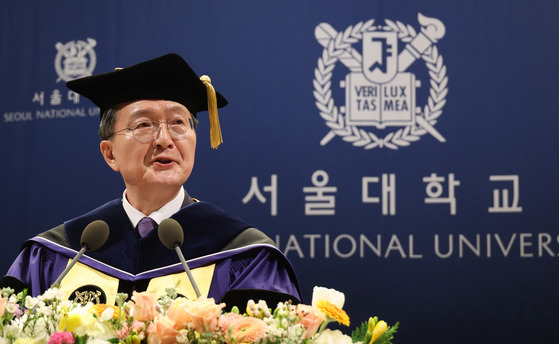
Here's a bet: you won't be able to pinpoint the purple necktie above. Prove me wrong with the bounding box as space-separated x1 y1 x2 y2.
137 217 157 237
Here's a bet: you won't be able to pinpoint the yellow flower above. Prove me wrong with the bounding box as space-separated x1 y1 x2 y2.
371 321 387 343
316 300 350 326
58 312 82 332
367 317 388 344
127 334 142 344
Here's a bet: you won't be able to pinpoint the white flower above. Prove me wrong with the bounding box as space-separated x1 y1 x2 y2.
287 323 306 341
85 339 112 344
99 307 114 321
176 329 189 344
311 286 345 309
22 317 50 342
36 305 53 316
1 323 20 340
38 287 63 301
6 295 21 314
24 296 41 310
313 329 353 344
57 300 74 312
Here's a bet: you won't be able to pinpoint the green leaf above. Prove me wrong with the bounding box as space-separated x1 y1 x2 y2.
74 335 89 344
351 320 369 343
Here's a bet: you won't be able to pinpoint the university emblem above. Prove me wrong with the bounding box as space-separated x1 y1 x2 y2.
314 13 447 149
69 285 106 305
54 38 97 82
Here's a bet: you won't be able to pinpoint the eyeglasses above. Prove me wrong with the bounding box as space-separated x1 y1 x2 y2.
112 117 195 143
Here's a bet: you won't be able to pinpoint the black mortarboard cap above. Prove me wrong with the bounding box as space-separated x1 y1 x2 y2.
66 53 227 148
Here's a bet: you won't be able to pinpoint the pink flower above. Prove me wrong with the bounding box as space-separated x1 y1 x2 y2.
131 291 156 322
296 304 326 339
48 331 75 344
130 320 146 332
115 322 130 340
167 297 225 333
147 314 179 344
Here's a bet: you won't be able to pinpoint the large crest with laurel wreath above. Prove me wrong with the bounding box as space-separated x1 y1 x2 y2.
313 13 448 150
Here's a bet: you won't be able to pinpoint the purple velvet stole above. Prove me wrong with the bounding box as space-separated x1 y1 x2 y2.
59 199 252 275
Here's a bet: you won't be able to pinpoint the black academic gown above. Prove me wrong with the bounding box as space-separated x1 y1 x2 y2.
3 195 301 308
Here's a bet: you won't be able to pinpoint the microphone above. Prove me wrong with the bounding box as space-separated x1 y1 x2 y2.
158 218 202 298
53 220 110 287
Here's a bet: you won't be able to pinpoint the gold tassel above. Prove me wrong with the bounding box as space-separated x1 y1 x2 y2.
200 75 222 149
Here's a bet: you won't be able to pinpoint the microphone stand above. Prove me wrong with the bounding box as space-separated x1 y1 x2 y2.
52 245 88 287
173 244 202 298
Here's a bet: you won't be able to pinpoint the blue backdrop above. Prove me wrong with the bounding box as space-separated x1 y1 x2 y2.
1 1 558 343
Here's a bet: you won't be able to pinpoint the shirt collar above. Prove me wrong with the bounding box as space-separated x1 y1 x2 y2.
122 188 185 228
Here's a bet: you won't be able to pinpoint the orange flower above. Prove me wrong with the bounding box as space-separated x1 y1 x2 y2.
0 297 7 317
91 303 119 319
167 297 225 333
218 312 244 332
316 300 350 326
224 317 267 344
147 314 179 344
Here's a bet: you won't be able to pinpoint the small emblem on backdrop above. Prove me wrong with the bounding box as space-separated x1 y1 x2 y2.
55 38 97 82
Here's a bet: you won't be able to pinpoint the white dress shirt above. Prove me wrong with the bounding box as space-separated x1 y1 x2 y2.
122 187 185 230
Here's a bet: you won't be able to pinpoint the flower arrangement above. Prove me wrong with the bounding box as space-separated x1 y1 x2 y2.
0 286 398 344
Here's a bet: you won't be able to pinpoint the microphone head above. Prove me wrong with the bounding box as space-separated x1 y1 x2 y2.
81 220 110 251
158 218 184 250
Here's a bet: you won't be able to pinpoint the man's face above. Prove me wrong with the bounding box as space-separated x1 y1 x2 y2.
100 100 196 195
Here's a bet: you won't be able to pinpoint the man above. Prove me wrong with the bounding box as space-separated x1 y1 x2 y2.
2 53 301 307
